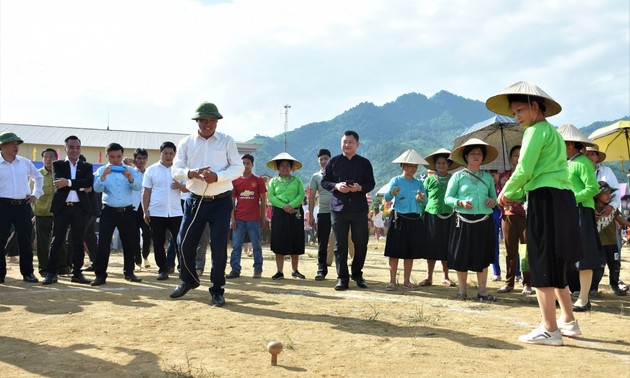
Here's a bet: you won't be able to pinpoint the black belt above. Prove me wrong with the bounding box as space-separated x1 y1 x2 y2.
104 205 134 212
0 197 27 205
192 191 231 202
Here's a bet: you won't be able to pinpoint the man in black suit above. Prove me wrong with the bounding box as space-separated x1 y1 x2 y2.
42 136 94 285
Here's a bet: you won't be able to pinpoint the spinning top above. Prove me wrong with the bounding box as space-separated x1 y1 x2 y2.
267 341 283 366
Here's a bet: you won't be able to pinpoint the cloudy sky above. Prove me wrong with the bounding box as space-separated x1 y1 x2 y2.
1 0 628 142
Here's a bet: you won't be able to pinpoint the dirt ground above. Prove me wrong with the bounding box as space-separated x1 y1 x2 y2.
1 238 629 378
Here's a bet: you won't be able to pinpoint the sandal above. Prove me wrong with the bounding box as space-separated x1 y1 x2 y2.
497 285 514 293
418 279 432 287
385 283 396 291
477 293 496 302
402 283 416 289
454 292 467 300
441 279 456 287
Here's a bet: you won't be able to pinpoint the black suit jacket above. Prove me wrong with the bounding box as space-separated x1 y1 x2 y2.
50 160 94 214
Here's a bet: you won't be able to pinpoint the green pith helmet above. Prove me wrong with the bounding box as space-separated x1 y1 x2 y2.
0 132 24 145
192 102 223 120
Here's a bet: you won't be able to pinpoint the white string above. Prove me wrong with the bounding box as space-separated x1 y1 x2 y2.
179 182 209 285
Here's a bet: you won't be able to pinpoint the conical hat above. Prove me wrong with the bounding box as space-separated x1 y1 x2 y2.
391 149 428 165
450 138 499 166
486 81 562 117
585 145 606 163
557 124 595 147
423 148 461 171
266 152 302 171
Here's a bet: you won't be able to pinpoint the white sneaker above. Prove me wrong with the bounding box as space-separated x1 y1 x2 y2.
518 324 563 346
557 319 582 337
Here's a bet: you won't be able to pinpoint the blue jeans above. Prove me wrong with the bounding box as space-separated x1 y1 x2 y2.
230 220 263 273
178 195 232 294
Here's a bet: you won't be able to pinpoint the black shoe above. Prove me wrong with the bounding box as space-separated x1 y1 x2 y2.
42 273 58 285
157 272 169 281
0 277 4 283
170 281 199 298
211 293 225 307
71 274 91 284
82 265 95 272
124 274 142 283
57 267 72 276
291 270 306 279
334 279 349 291
90 276 107 286
351 275 368 289
612 286 627 296
271 272 284 280
23 273 39 283
168 267 175 274
225 270 240 279
315 272 325 281
573 301 592 312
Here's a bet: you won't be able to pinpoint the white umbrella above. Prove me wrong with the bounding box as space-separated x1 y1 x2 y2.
453 115 523 171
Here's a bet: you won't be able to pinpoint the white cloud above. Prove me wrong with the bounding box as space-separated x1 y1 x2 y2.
1 0 628 143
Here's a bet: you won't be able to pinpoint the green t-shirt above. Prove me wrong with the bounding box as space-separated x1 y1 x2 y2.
503 120 571 202
567 153 599 209
423 173 453 215
268 175 305 209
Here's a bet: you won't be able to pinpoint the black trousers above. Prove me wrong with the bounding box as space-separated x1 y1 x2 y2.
149 216 182 273
93 206 137 277
316 212 332 275
331 210 369 283
35 216 53 274
134 205 152 263
48 205 87 276
0 201 35 278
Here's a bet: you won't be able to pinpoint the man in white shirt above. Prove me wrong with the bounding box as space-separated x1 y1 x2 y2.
0 132 43 283
142 141 183 281
170 102 244 306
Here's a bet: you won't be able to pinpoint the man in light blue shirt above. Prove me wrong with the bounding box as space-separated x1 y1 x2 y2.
90 143 142 286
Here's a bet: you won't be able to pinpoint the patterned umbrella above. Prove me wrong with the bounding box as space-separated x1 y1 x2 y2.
453 115 523 172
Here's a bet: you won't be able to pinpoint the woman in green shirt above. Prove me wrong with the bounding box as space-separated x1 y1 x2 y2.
557 124 601 312
490 81 582 346
266 153 306 280
445 138 498 302
419 148 460 287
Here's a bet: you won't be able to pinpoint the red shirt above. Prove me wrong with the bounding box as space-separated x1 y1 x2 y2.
232 174 267 221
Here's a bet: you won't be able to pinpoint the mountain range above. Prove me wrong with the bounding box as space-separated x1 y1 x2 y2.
247 91 629 192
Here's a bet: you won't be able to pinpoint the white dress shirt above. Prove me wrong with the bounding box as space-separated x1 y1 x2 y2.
142 162 183 217
132 168 145 210
0 154 43 199
65 159 80 202
173 131 243 196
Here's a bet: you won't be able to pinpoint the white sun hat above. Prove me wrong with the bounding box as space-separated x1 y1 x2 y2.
392 149 428 165
266 152 303 171
485 81 562 117
557 124 595 147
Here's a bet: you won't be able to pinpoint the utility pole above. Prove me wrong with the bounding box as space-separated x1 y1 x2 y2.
283 104 291 152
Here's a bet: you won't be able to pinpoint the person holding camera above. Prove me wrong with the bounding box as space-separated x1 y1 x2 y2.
321 130 375 290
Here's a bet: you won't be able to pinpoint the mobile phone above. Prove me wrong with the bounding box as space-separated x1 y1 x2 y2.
346 180 355 186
